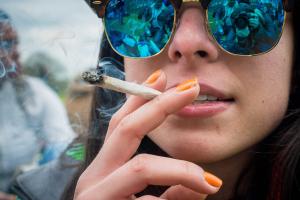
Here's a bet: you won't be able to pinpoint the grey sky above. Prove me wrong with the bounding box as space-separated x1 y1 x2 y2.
1 0 103 77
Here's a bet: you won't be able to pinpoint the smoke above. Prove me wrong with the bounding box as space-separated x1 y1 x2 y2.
97 57 125 79
96 57 126 125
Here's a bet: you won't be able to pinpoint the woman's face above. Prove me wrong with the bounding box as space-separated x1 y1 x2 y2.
124 4 294 163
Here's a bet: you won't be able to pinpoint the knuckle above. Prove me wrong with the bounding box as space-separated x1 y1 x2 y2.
130 154 150 175
118 115 143 140
118 117 133 134
109 113 120 128
151 96 170 117
151 95 164 109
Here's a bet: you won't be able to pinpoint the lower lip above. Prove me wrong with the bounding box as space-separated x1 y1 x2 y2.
176 101 233 118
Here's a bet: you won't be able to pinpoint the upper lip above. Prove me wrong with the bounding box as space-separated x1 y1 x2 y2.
168 81 233 100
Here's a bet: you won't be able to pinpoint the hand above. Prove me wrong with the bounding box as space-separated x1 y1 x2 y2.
75 71 222 200
0 192 16 200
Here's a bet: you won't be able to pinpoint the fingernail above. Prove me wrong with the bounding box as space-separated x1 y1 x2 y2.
145 69 162 84
176 77 198 92
204 172 223 188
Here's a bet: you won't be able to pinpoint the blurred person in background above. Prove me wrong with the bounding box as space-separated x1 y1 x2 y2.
0 10 76 199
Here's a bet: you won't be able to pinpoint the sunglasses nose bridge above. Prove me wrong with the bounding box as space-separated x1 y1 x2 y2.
180 0 210 9
175 0 208 35
168 7 220 62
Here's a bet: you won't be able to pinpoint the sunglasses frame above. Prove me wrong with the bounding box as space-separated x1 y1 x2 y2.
89 0 291 58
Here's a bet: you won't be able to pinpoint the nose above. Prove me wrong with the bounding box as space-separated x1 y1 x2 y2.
167 7 219 64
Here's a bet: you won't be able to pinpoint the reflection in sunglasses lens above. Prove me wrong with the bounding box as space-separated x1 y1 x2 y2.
207 0 285 55
105 0 175 58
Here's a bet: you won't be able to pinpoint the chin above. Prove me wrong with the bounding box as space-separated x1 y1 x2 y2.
169 145 231 163
151 129 254 165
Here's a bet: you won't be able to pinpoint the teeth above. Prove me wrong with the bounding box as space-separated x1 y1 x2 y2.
195 95 218 101
207 95 218 101
196 95 207 101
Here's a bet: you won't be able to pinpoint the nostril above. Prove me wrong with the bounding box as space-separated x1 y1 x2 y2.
175 51 182 58
197 51 208 57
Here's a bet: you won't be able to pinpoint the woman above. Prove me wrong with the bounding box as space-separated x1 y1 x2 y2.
70 0 299 199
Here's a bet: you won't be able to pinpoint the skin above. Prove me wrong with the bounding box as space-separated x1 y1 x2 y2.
75 3 294 200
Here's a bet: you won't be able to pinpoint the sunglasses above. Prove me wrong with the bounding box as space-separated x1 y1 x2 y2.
89 0 291 58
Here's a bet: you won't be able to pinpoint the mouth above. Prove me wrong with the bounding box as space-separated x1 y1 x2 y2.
168 81 235 103
175 82 235 118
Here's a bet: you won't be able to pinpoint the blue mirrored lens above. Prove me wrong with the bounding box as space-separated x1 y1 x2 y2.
105 0 175 58
207 0 285 55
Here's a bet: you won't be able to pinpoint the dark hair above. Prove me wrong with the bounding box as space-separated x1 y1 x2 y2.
63 2 300 199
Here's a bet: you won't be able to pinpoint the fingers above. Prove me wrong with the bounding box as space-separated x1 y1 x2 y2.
107 154 218 195
105 69 167 141
78 154 220 200
89 78 199 178
161 185 207 200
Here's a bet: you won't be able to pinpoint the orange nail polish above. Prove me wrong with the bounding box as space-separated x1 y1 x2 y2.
204 172 223 187
176 77 198 92
145 69 162 84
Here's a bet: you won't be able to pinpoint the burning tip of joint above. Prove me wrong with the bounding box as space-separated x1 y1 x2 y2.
81 70 103 84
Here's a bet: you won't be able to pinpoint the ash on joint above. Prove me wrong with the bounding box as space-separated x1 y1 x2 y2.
81 69 103 84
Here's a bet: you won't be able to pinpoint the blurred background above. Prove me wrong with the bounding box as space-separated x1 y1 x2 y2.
1 0 103 134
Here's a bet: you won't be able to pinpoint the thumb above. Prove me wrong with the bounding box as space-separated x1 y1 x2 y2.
160 185 207 200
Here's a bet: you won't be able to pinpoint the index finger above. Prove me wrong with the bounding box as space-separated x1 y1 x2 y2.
88 78 200 179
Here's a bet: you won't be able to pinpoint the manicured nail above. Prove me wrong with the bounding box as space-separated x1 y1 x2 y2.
176 77 198 92
203 172 223 188
145 69 162 84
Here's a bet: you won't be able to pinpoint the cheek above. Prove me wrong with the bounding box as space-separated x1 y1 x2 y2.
124 58 161 83
231 18 293 149
124 59 146 82
238 38 293 140
240 84 289 143
218 50 292 161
